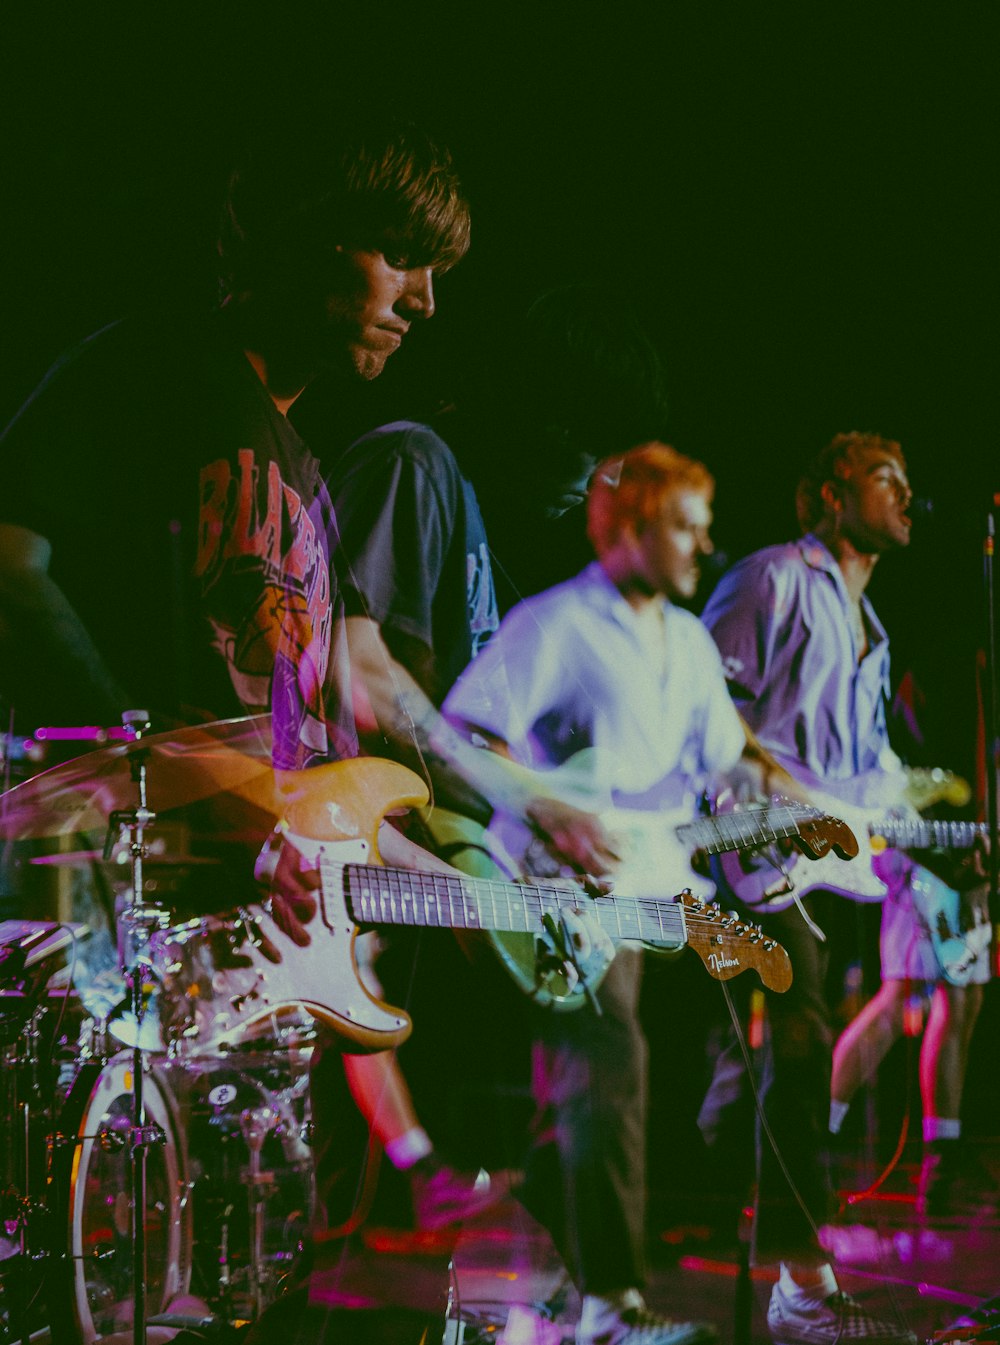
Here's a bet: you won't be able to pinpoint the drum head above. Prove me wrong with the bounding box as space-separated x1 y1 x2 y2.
56 1055 190 1343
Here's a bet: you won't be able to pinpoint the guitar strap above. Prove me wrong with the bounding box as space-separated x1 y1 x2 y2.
412 804 509 880
790 891 827 943
434 837 495 866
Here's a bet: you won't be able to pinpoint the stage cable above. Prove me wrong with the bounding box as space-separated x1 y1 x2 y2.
982 512 999 928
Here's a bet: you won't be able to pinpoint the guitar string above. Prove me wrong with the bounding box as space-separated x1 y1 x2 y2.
319 859 785 943
330 862 767 915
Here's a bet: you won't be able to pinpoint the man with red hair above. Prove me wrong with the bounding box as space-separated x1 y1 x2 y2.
445 442 752 1345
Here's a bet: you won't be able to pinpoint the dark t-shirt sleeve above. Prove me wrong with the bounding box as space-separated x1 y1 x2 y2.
333 424 460 651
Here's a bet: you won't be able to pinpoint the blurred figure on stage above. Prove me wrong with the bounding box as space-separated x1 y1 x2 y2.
698 430 949 1345
313 284 670 1240
443 442 799 1345
830 831 992 1216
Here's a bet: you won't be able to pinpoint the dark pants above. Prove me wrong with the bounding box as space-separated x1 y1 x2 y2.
519 947 648 1296
308 934 649 1298
698 899 833 1265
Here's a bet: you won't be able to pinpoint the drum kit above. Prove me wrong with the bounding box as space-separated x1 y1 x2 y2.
0 716 316 1345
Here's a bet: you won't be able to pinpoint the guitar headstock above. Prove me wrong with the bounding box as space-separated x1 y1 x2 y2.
772 798 859 862
904 767 972 813
676 890 793 993
791 813 859 862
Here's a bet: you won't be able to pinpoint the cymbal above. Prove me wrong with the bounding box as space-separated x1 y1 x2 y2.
30 849 221 868
0 716 277 841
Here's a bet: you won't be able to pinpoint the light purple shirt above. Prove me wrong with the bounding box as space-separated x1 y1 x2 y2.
445 561 745 815
701 534 895 808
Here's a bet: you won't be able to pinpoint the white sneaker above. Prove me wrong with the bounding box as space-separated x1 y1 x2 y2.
766 1283 916 1344
576 1305 718 1345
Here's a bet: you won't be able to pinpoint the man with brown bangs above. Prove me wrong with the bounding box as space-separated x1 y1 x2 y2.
0 110 469 770
0 111 474 1340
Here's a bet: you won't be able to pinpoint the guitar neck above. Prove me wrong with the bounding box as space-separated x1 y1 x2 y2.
869 818 986 850
677 805 815 855
333 861 686 945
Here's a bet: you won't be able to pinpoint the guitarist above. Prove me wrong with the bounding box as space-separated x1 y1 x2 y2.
443 443 802 1345
313 287 670 1243
0 111 489 1320
699 431 942 1345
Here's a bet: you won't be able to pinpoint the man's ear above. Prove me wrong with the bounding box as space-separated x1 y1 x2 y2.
619 517 643 547
820 479 842 513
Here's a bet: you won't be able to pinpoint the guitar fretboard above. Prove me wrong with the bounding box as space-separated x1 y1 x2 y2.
677 804 822 855
331 861 687 945
871 818 986 850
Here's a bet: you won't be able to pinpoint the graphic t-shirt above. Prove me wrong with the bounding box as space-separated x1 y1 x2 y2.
1 311 356 770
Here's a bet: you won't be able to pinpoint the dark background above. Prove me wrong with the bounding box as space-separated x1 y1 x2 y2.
2 3 996 1179
2 1 994 775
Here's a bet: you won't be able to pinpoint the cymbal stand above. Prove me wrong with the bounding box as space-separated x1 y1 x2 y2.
1 1004 46 1345
102 713 170 1345
239 1103 279 1319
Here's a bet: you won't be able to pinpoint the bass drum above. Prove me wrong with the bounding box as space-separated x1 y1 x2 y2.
51 1054 192 1344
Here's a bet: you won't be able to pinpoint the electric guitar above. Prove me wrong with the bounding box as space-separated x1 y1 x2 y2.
421 786 856 1008
714 767 991 986
183 758 798 1052
719 772 984 912
882 856 992 987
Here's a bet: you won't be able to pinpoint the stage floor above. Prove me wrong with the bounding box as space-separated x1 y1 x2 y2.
280 1138 1000 1343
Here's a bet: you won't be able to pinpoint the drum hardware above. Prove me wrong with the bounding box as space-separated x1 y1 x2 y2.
78 1013 116 1064
149 915 317 1060
0 717 321 1341
54 1053 190 1345
2 992 87 1344
176 1054 314 1322
0 1186 40 1259
239 1104 280 1321
0 921 88 974
0 1004 316 1344
92 1114 167 1157
98 709 170 1345
2 934 91 1300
